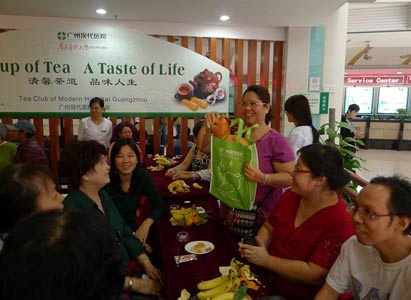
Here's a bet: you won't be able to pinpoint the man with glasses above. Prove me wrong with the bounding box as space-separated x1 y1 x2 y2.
315 175 411 300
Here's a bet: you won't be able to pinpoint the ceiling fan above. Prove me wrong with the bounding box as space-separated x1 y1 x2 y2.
400 54 411 65
347 41 372 66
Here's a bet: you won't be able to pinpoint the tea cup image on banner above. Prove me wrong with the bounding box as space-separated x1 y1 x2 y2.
214 88 225 100
175 83 194 101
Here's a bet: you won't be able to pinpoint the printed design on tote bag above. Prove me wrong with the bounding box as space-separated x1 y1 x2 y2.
217 159 243 194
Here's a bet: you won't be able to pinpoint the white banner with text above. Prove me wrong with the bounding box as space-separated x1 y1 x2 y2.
0 26 230 116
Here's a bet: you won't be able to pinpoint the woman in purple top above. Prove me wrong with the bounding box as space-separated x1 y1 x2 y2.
204 85 295 227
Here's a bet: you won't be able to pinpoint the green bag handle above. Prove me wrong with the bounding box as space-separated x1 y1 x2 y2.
228 118 258 144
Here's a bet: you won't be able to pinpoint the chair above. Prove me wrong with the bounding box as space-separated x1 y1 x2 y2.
339 170 369 203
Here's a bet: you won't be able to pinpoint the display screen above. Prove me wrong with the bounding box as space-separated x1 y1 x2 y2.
344 87 373 114
377 87 408 114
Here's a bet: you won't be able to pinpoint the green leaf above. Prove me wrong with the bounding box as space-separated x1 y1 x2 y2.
338 122 355 132
316 121 366 174
234 285 248 300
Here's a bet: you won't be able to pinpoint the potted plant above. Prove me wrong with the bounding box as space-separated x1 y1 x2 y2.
318 122 366 202
318 121 365 173
397 108 407 119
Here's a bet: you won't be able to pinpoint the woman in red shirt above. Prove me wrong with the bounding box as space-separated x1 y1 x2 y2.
239 143 355 299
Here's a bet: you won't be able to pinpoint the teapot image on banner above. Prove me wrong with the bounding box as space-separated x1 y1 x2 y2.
189 69 222 99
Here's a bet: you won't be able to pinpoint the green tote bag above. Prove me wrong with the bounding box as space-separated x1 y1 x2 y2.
210 118 258 210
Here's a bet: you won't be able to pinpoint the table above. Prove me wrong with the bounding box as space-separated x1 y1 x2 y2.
150 186 268 299
146 160 271 299
147 167 216 203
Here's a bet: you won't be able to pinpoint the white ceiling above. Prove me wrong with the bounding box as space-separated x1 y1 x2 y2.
346 2 411 69
1 0 410 69
0 0 356 27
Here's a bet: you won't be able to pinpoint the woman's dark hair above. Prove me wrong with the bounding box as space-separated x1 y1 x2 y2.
89 97 105 108
0 163 56 234
109 139 143 195
63 140 107 189
193 120 205 138
110 120 138 143
243 85 272 125
0 210 125 300
285 94 319 143
370 175 411 235
298 143 350 191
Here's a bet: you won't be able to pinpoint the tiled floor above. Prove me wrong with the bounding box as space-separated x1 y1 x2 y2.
356 149 411 182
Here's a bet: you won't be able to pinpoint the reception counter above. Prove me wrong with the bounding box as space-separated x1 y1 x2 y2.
351 118 411 150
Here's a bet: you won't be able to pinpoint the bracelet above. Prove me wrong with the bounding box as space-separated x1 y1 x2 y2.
263 174 269 186
128 277 133 290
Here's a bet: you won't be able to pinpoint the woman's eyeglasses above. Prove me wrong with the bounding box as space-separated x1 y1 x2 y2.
347 203 397 221
240 101 267 108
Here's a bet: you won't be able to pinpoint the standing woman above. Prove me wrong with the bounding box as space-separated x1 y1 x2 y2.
78 97 112 149
284 94 319 156
63 140 163 297
105 138 165 246
204 85 295 228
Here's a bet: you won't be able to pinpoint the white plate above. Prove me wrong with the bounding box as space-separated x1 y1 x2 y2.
185 240 214 255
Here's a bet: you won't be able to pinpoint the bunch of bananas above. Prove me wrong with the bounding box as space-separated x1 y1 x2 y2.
168 180 190 194
196 270 246 300
170 206 207 227
147 154 176 171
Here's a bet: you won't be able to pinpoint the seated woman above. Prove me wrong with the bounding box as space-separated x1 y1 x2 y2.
0 210 125 300
0 163 64 250
63 140 163 297
108 120 143 163
105 138 165 247
238 143 355 300
165 120 211 182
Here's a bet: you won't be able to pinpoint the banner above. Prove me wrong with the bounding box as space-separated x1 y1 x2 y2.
0 26 229 116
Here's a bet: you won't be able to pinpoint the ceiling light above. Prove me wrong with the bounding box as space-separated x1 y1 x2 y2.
96 8 107 15
220 15 230 21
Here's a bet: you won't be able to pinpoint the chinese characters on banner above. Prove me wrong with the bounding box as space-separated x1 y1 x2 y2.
0 26 229 116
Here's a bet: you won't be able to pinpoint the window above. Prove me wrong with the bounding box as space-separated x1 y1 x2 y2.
377 87 408 114
344 87 373 114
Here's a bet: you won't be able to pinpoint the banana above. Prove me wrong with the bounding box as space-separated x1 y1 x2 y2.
223 273 234 293
197 279 229 300
211 292 235 300
171 207 192 215
230 276 241 292
168 180 190 194
192 182 203 189
197 275 228 291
